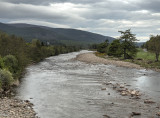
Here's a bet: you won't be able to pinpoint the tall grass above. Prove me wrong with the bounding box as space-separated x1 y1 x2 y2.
135 48 159 61
133 48 160 69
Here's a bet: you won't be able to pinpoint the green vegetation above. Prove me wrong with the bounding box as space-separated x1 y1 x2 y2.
136 48 157 60
108 39 122 57
126 48 160 69
0 69 13 91
97 40 109 53
118 29 138 59
3 55 18 75
92 29 138 59
91 29 160 70
145 35 160 61
0 31 81 93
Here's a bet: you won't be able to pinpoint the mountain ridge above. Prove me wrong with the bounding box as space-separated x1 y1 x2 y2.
0 22 114 46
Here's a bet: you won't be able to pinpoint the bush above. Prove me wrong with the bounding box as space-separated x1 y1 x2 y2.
0 57 4 69
0 79 2 89
108 40 123 57
97 40 109 53
0 69 13 90
3 55 18 74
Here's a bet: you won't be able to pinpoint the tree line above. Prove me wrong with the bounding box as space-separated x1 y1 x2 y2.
90 29 138 59
0 31 81 93
144 35 160 61
90 29 160 62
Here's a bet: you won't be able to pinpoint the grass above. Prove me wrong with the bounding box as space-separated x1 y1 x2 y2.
136 48 159 61
96 48 160 70
124 48 160 69
95 52 107 58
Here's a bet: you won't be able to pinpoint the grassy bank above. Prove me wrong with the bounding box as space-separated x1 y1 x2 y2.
95 48 160 70
131 48 160 69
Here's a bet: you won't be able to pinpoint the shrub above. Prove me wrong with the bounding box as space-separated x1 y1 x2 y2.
97 40 109 53
108 40 123 57
0 80 2 89
3 55 18 74
0 57 4 69
0 69 13 90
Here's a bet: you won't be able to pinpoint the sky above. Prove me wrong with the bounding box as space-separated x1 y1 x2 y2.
0 0 160 42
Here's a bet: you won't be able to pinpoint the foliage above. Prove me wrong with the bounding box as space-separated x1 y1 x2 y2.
3 55 18 75
0 31 81 91
0 57 4 69
89 44 98 50
95 52 107 58
97 40 109 53
145 35 160 61
125 48 160 69
108 39 122 57
136 48 156 60
0 79 1 89
0 69 13 90
118 29 138 59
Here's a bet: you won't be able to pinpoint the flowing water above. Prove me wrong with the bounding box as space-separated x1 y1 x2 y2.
16 50 160 118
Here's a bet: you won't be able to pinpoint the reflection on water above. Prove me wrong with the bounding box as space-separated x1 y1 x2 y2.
136 76 160 91
136 73 160 101
16 50 160 118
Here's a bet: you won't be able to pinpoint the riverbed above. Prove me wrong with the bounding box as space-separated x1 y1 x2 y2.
16 50 160 118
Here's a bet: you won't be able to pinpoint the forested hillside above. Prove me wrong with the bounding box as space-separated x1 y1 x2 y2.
0 23 114 47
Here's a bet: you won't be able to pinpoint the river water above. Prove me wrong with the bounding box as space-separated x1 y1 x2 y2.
16 50 160 118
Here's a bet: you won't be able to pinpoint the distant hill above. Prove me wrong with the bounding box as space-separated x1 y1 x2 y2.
0 22 114 47
136 42 145 47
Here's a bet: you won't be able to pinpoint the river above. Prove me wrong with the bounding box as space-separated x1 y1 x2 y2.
16 50 160 118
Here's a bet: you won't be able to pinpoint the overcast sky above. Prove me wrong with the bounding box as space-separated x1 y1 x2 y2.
0 0 160 42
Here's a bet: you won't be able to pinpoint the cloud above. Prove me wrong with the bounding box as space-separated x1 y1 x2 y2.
0 0 160 42
0 0 104 5
138 0 160 12
8 19 71 28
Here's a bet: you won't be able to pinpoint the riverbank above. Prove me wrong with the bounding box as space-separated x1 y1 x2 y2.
0 97 37 118
0 70 37 118
76 52 143 69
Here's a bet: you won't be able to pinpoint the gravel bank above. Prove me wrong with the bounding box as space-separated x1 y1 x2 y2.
75 52 160 117
76 52 143 69
0 97 37 118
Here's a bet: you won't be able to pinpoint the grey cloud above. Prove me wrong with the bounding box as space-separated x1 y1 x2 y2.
0 0 104 5
0 2 83 22
0 0 160 42
0 0 52 5
138 0 160 12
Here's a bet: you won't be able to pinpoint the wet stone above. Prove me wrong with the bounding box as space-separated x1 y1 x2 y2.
131 112 141 116
156 112 160 116
144 100 155 104
103 114 111 118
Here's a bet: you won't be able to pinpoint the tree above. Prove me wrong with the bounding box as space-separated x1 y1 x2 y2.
0 69 13 90
97 40 109 53
146 35 160 61
3 55 18 74
0 57 4 69
108 39 122 57
118 29 138 59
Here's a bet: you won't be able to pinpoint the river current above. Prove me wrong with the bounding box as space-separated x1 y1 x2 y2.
16 50 160 118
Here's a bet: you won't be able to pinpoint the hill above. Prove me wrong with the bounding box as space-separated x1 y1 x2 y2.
136 42 145 47
0 22 114 47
